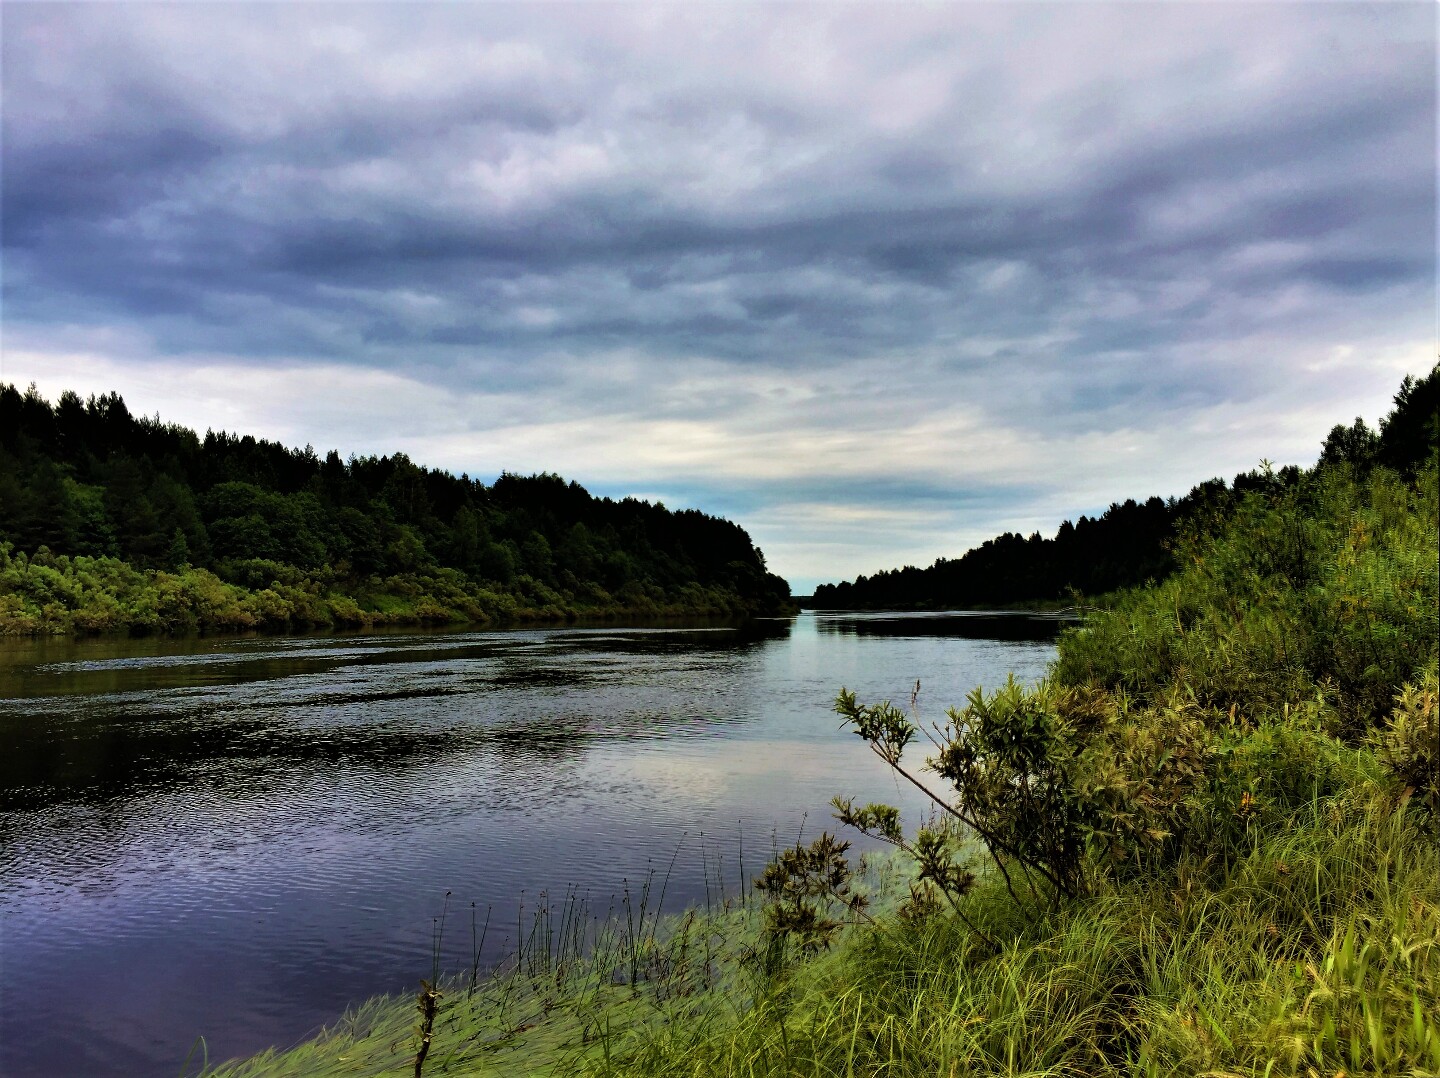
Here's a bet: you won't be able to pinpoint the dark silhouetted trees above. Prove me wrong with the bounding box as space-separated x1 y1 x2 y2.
0 383 792 630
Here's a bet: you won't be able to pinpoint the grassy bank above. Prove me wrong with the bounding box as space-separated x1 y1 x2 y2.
0 542 787 636
207 448 1438 1077
602 770 1438 1077
198 856 916 1078
202 768 1438 1077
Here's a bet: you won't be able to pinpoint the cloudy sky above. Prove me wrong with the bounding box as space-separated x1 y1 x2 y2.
2 3 1434 592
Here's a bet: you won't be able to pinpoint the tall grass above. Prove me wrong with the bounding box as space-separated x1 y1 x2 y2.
195 853 913 1078
585 788 1439 1078
207 777 1438 1078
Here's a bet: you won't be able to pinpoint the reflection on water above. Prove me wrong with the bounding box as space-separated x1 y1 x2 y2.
813 609 1075 640
0 613 1057 1078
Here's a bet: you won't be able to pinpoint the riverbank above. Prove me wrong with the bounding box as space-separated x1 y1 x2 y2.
202 785 1439 1077
0 544 795 637
198 855 915 1078
798 595 1104 614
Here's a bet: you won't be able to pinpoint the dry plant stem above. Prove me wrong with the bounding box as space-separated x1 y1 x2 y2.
413 981 440 1078
653 836 686 938
881 742 1065 898
468 903 491 996
850 818 1001 949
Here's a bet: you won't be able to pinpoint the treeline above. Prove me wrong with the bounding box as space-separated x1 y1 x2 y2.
0 384 791 634
812 365 1439 609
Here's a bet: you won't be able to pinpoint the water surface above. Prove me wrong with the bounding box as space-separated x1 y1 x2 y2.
0 611 1060 1076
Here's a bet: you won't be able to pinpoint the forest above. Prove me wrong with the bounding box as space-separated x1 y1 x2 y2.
811 365 1439 609
0 383 792 634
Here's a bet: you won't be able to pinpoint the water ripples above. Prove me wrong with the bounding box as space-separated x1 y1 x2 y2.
0 615 1058 1077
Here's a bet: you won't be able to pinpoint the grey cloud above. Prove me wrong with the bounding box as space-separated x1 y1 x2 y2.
3 2 1433 586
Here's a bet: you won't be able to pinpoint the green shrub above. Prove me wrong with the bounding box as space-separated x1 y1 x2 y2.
752 833 868 967
834 679 1215 904
1055 462 1438 733
1371 662 1440 820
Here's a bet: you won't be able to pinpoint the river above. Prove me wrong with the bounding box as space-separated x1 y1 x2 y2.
0 610 1062 1077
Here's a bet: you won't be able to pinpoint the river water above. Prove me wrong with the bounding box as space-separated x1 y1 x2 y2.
0 611 1061 1077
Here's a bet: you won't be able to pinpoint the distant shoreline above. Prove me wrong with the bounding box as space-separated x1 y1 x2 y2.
0 545 797 639
797 597 1099 614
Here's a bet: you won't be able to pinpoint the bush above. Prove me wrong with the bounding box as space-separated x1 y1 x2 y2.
834 679 1213 904
828 460 1438 919
1371 662 1440 819
1055 462 1438 733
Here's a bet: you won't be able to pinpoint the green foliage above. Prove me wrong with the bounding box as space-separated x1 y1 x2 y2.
838 679 1215 903
1319 415 1381 470
1054 461 1439 732
832 386 1437 917
828 799 903 844
831 689 915 764
1183 708 1367 866
1370 662 1440 819
752 833 868 964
